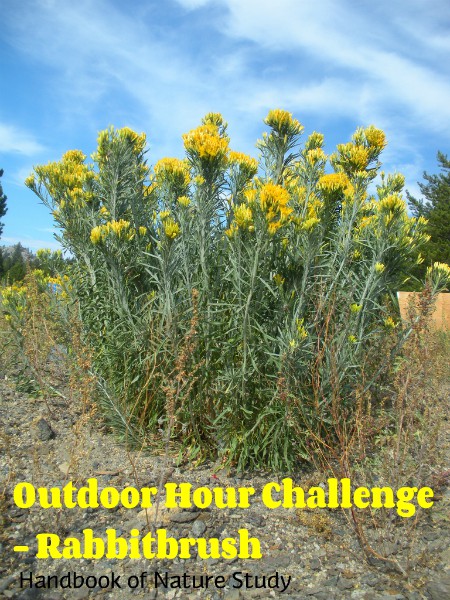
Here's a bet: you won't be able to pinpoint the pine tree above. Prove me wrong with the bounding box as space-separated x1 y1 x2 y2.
0 169 7 239
407 152 450 276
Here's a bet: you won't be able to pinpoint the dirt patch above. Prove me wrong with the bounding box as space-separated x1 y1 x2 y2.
1 378 449 599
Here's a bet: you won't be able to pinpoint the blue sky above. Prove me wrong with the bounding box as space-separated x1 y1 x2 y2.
1 0 449 251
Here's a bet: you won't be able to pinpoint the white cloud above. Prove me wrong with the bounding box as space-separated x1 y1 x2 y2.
3 0 445 201
173 0 450 134
0 123 45 156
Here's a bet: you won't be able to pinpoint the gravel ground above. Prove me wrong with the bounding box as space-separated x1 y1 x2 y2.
1 377 449 600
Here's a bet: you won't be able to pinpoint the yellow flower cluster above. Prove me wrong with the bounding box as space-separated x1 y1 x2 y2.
384 317 397 329
429 262 450 275
377 194 406 214
228 151 258 177
178 195 191 207
273 274 285 286
1 284 27 305
258 183 292 234
183 123 229 162
1 283 28 323
90 219 134 245
47 274 71 299
350 303 362 313
29 149 96 208
357 215 376 230
234 204 253 230
163 217 181 240
317 172 353 196
374 262 385 273
336 143 370 172
225 223 238 239
305 131 325 151
364 126 387 150
426 262 450 287
264 109 304 137
118 127 147 154
300 217 320 232
305 148 327 166
154 157 191 188
296 318 308 339
96 127 147 159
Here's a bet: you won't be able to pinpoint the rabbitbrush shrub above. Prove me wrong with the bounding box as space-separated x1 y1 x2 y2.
25 111 450 470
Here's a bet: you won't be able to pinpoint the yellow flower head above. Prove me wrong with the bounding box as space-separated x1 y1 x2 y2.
350 303 362 313
259 183 290 213
108 219 132 238
154 157 191 188
234 204 253 229
300 217 320 232
304 131 325 151
273 273 285 286
193 175 206 186
178 195 191 207
259 183 292 231
25 174 36 188
90 226 103 245
225 222 238 239
119 127 147 154
348 335 358 344
358 215 376 230
183 123 228 162
335 143 370 172
62 149 87 164
228 151 258 177
384 317 397 329
138 226 147 236
377 194 406 214
306 148 327 166
317 172 352 195
364 126 387 150
268 221 282 236
374 262 385 273
244 187 258 205
426 262 450 286
163 217 180 240
296 318 308 339
264 109 303 137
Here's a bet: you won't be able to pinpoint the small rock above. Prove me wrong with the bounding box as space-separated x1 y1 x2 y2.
191 519 207 536
440 546 450 564
59 462 71 475
72 589 90 600
224 590 240 600
426 576 450 600
36 418 56 441
337 577 354 590
19 590 42 599
169 510 200 523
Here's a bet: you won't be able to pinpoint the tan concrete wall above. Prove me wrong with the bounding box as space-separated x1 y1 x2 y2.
397 292 450 330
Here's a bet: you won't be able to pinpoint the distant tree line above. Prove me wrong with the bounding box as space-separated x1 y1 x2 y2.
0 244 70 283
406 151 450 280
0 243 35 282
0 170 69 282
